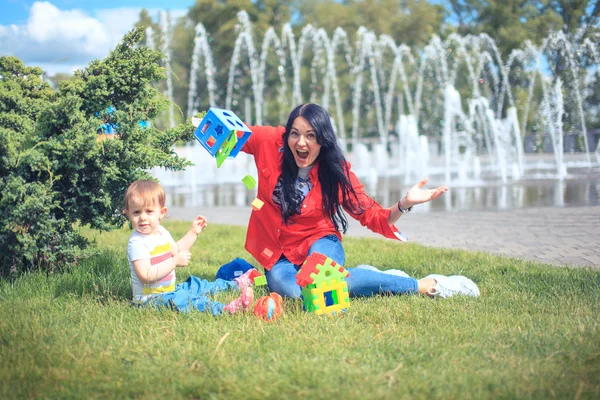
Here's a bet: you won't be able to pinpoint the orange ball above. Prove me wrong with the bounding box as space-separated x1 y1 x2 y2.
253 293 283 322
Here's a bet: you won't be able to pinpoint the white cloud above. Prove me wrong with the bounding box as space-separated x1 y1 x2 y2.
0 1 187 75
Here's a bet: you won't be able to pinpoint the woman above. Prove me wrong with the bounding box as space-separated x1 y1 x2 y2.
241 103 479 299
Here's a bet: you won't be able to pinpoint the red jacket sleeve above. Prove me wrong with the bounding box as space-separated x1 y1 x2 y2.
242 125 284 156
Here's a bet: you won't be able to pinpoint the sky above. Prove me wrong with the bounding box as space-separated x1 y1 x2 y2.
0 0 195 74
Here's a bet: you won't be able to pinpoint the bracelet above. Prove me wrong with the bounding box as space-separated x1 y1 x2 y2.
397 199 413 214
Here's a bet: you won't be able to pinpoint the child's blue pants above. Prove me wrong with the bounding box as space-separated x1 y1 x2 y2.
145 276 238 315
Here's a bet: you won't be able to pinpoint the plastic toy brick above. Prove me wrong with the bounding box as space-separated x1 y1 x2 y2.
215 130 238 168
193 108 252 164
248 269 261 282
241 175 257 190
296 263 319 287
206 136 217 147
318 303 347 316
251 198 264 211
295 253 327 286
313 282 349 315
253 275 267 286
307 252 328 266
296 252 350 315
313 257 349 285
311 292 327 313
301 285 320 312
296 253 349 287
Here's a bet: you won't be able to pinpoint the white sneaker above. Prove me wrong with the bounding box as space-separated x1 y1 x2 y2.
424 274 480 298
449 275 480 297
356 265 410 278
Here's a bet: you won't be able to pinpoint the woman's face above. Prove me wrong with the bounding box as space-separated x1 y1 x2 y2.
288 116 322 168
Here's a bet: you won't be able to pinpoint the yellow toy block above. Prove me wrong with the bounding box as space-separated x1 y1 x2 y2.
311 279 350 315
251 198 264 210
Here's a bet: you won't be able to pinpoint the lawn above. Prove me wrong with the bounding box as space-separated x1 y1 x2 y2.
1 220 599 399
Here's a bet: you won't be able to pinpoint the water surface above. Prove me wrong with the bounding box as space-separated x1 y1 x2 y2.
165 171 600 213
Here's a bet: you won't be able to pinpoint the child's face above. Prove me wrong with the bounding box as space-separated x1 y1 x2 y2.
124 198 167 236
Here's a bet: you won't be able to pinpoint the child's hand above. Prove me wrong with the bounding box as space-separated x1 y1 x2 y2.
191 215 208 235
174 251 192 267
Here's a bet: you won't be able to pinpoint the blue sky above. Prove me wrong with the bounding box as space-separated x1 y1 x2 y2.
0 0 195 24
0 0 194 74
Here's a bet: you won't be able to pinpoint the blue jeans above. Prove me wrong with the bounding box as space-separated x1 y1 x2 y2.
264 235 419 299
145 275 238 315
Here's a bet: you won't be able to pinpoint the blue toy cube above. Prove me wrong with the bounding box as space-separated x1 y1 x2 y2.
194 108 252 160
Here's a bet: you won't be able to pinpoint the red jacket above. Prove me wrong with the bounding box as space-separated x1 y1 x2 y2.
242 125 401 270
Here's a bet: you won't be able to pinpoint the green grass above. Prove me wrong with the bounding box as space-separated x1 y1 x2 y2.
1 220 599 399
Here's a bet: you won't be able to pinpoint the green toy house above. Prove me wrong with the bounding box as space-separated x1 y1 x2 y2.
296 252 350 315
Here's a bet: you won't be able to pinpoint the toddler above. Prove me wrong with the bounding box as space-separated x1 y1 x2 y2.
123 180 254 314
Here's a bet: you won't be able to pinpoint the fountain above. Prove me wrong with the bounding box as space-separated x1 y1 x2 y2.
158 12 175 128
145 11 600 210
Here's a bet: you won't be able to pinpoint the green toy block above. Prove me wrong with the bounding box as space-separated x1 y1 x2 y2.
308 258 342 286
241 174 256 190
253 275 267 286
301 285 319 312
215 130 238 167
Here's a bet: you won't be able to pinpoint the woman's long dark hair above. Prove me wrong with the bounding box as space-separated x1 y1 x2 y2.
279 103 369 233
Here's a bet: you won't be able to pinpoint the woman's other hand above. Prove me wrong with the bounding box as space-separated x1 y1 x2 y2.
402 178 448 208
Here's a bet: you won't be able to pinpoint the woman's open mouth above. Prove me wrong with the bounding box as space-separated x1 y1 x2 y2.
296 149 309 160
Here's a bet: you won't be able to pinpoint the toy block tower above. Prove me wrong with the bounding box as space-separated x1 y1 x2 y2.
193 108 252 167
296 252 350 315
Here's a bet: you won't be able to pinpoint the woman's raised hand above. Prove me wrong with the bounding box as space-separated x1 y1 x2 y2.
402 178 448 208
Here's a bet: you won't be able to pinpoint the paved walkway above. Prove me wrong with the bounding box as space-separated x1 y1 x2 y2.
168 205 600 269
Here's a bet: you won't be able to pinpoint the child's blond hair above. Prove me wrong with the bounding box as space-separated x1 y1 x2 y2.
123 180 166 212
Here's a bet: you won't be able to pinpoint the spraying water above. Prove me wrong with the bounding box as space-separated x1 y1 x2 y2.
148 11 600 184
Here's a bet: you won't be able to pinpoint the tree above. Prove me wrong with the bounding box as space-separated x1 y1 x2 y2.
133 0 294 121
293 0 445 46
547 0 600 37
186 0 292 114
0 28 197 276
445 0 599 54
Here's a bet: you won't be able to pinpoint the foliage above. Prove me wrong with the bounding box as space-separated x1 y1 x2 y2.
148 0 294 124
177 0 443 125
0 222 599 398
446 0 599 55
0 28 197 276
130 1 600 143
295 0 445 47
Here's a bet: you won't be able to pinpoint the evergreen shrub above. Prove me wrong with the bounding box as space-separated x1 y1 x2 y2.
0 28 197 275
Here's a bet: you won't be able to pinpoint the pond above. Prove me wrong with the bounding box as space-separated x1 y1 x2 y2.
163 169 600 212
